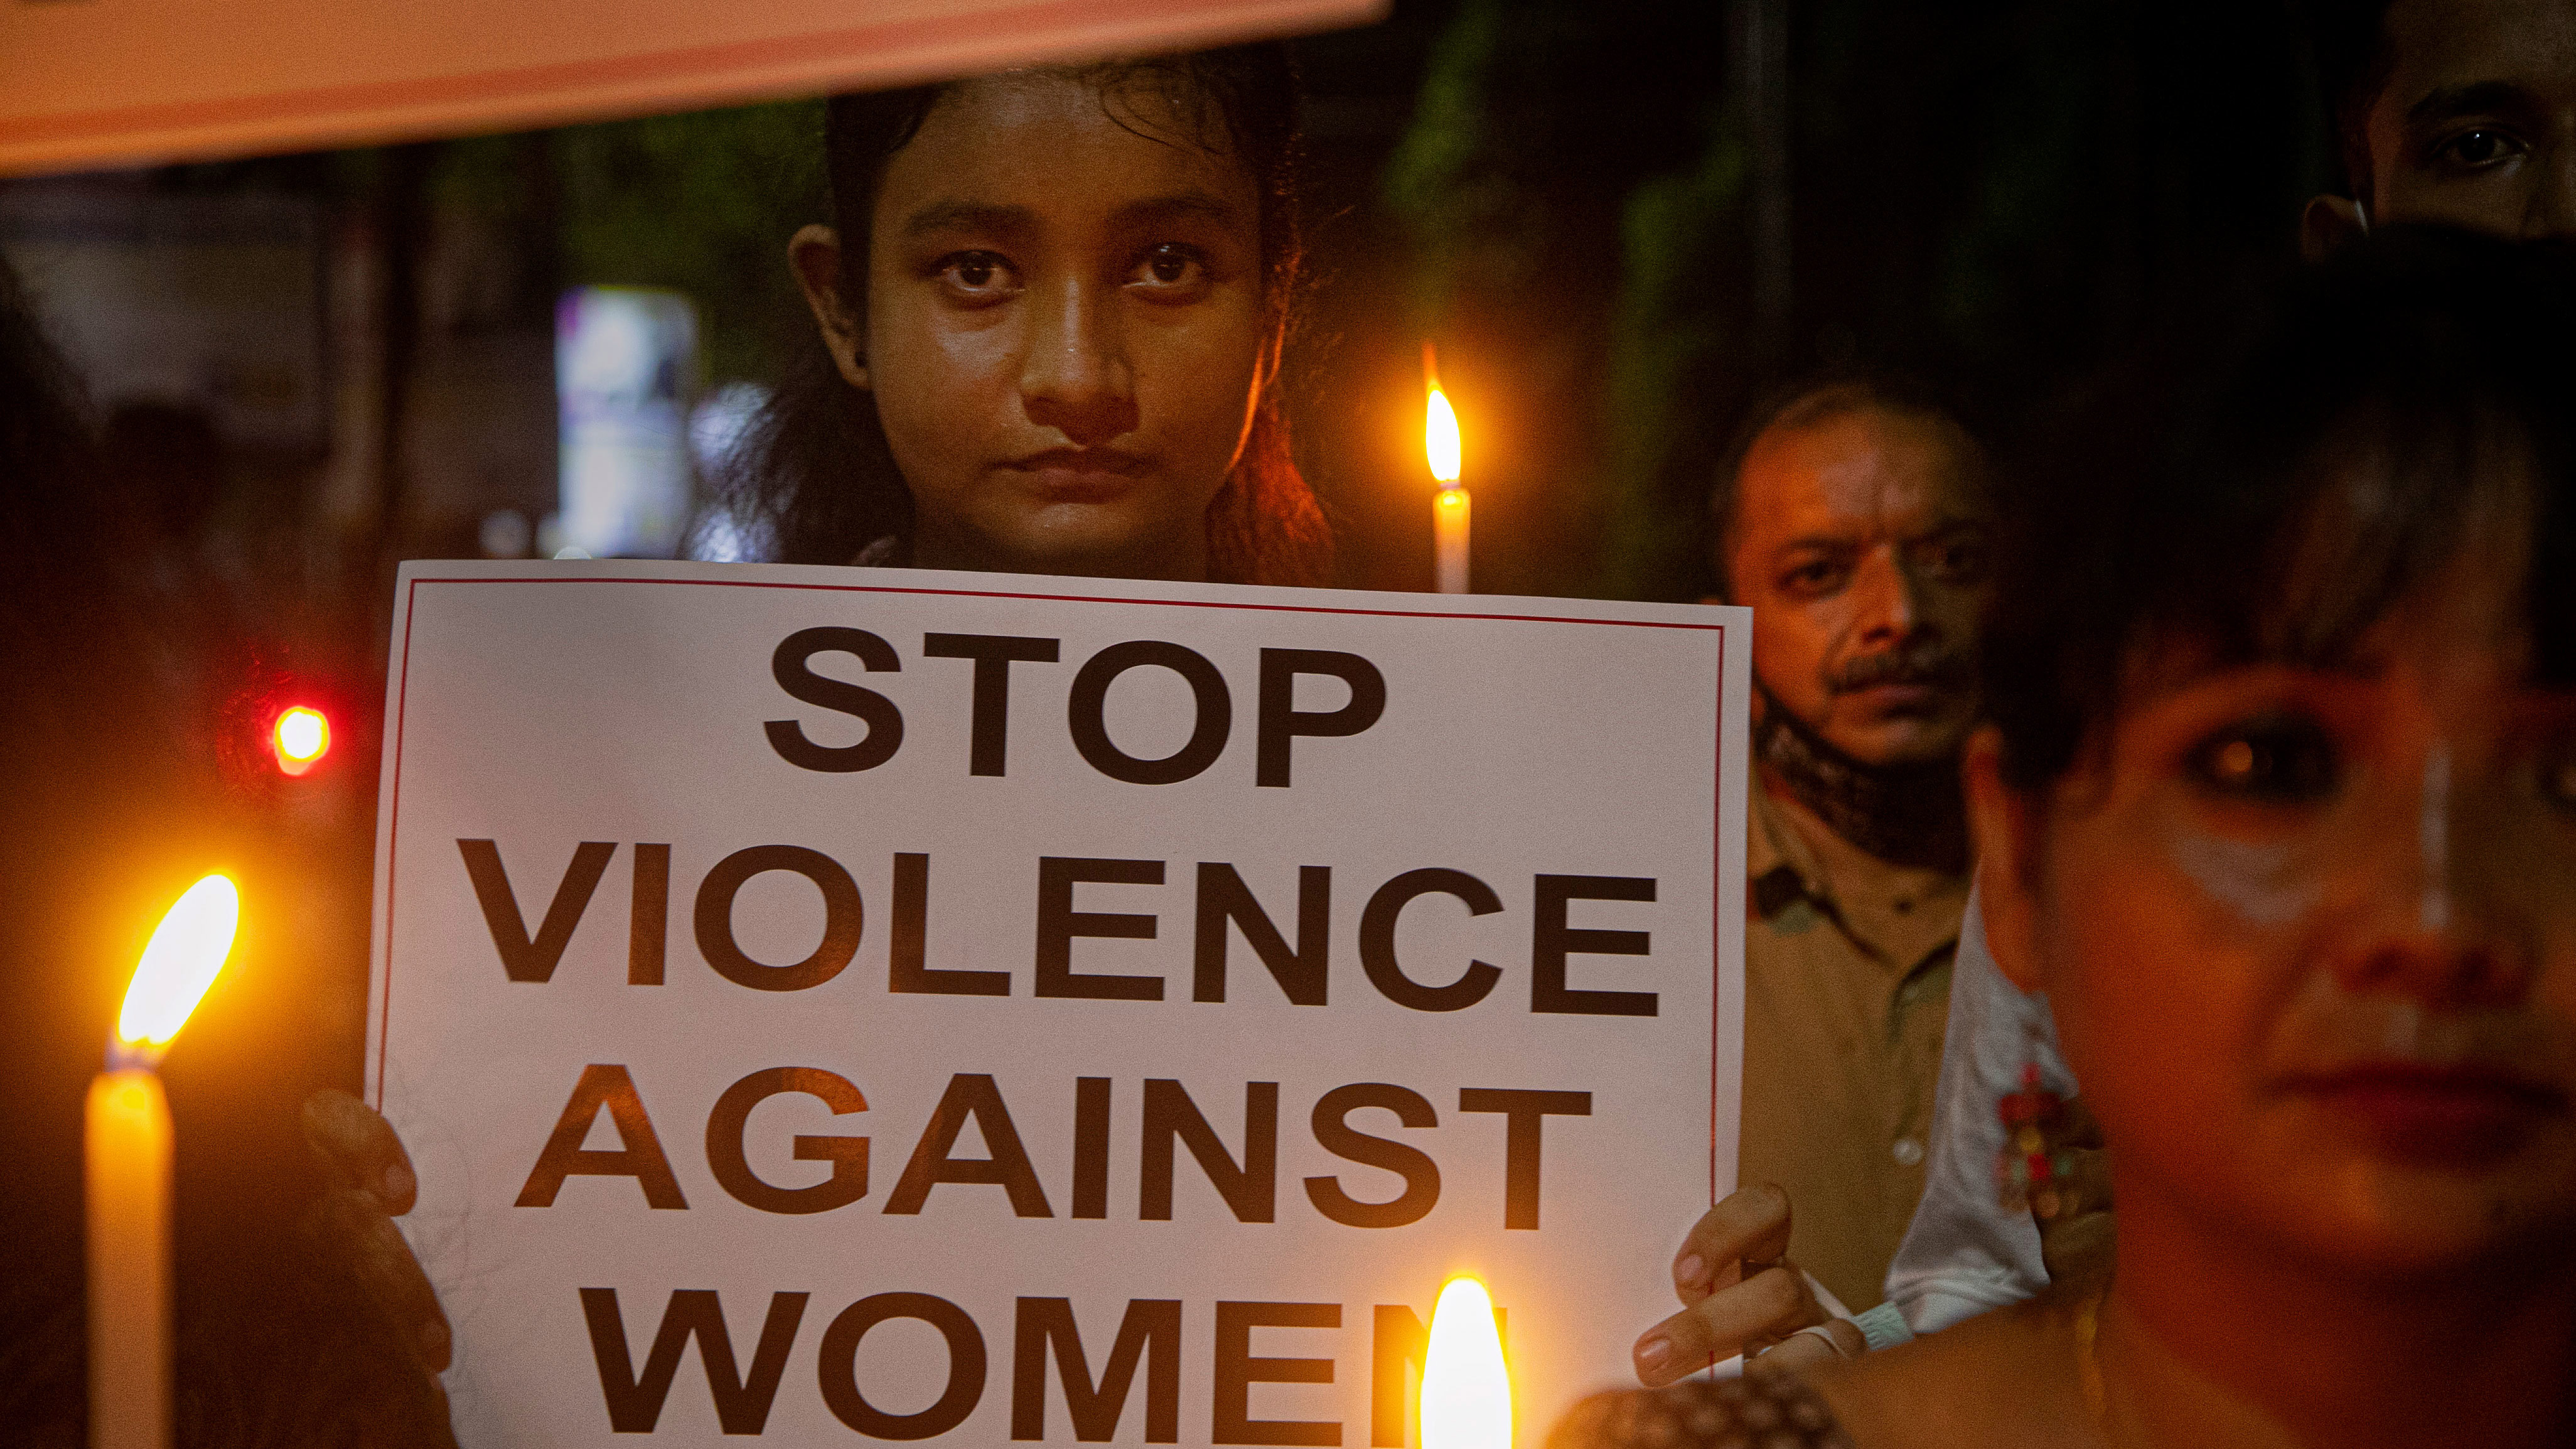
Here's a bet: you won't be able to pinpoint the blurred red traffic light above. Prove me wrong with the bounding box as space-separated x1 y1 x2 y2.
272 706 330 775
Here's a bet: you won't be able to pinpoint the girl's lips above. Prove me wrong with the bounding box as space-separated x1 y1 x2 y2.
2286 1062 2567 1163
1017 466 1139 502
1006 450 1147 503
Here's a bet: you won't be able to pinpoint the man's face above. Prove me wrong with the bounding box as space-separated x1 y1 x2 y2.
1725 406 1990 770
2363 0 2576 237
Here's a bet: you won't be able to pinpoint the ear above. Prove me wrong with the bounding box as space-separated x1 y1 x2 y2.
1964 726 2047 994
2299 194 2368 263
790 224 870 391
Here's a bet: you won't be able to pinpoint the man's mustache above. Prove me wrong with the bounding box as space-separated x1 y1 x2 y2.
1825 645 1972 694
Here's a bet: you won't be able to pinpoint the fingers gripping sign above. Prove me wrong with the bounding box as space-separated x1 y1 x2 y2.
1629 1184 1859 1386
303 1088 456 1399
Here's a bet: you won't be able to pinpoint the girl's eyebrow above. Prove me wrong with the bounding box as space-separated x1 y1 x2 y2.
1110 191 1244 229
901 201 1034 239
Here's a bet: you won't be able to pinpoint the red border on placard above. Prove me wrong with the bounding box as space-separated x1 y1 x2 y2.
373 573 1734 1206
1711 624 1725 1209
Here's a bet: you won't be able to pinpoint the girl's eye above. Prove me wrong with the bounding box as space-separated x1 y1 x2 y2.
2186 716 2339 804
938 252 1016 298
2440 129 2523 170
1127 244 1208 293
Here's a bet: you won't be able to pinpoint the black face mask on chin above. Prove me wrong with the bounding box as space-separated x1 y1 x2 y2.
1753 682 1967 872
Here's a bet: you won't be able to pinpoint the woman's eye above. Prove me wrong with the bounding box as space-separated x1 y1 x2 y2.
937 252 1016 298
1127 244 1208 293
2187 718 2339 804
2440 129 2523 170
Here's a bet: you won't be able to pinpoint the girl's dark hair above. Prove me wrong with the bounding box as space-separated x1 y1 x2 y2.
716 45 1331 586
1985 225 2576 790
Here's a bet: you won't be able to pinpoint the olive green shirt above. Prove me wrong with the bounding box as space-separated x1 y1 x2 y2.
1737 777 1967 1312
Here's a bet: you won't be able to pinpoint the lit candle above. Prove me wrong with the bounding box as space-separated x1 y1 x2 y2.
90 873 239 1449
1424 347 1468 595
1420 1275 1511 1449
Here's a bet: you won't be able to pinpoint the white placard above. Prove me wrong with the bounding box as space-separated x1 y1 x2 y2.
368 559 1749 1447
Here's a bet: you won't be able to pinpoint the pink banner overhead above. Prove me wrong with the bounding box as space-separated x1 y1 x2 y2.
0 0 1382 176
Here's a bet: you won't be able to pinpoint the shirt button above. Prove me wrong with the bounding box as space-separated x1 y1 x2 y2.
1891 1138 1924 1167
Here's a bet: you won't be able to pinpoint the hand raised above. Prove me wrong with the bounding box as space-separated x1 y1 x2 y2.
1629 1184 1862 1385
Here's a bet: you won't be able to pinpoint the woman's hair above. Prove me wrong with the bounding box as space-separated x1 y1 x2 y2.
1983 225 2576 790
714 46 1333 586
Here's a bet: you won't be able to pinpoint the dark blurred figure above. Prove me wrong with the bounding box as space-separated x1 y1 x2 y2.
0 255 452 1445
2299 0 2576 253
101 400 228 548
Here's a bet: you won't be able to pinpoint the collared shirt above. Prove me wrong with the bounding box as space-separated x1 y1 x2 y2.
1737 775 1967 1312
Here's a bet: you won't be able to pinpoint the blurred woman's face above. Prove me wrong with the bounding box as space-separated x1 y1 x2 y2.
857 73 1265 580
2014 527 2576 1279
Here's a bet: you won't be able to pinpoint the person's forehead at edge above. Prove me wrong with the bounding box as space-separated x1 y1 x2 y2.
897 191 1247 240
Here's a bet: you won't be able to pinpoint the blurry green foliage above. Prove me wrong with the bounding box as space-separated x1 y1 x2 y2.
1378 0 1508 316
434 99 827 385
1600 112 1747 601
552 99 827 385
1382 0 1711 323
1390 0 2324 601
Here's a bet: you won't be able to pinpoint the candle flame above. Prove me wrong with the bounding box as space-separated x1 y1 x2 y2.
1425 387 1462 485
1420 1276 1511 1449
117 875 239 1050
274 706 330 774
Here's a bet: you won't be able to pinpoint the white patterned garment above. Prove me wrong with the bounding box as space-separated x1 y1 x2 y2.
1880 883 2080 1333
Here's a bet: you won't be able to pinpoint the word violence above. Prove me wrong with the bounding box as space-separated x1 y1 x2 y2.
458 841 1665 1016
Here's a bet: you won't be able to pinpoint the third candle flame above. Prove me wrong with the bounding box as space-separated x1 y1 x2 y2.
1420 1276 1511 1449
1424 387 1462 485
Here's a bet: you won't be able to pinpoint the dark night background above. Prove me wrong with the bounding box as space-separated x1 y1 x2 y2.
0 0 2331 1428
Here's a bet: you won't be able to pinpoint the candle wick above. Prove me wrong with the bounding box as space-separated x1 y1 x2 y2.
105 1033 160 1073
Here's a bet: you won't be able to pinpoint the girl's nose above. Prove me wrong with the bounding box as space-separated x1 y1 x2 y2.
1019 277 1137 445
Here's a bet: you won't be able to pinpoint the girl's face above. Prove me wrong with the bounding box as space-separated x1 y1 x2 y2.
854 73 1265 580
1983 525 2576 1279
